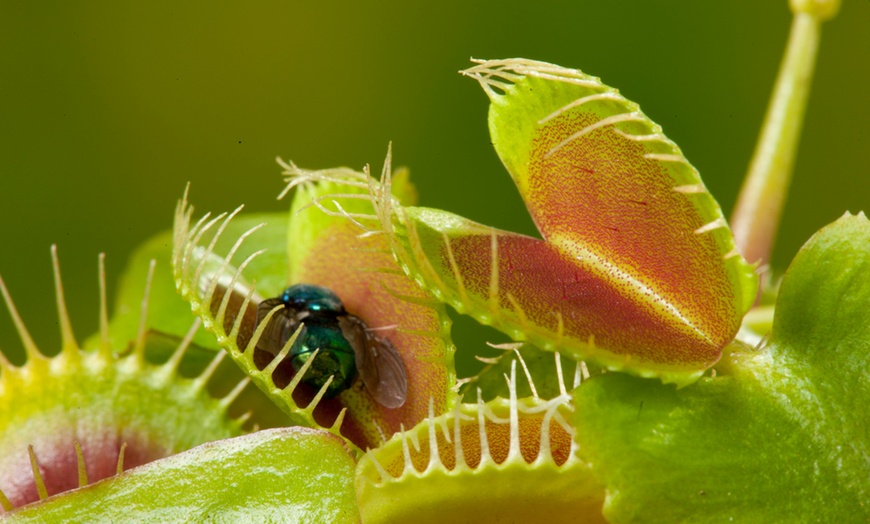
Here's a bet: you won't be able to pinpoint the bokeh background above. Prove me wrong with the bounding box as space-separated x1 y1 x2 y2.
2 2 868 369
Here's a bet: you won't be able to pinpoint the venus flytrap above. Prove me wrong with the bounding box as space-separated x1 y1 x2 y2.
1 0 866 521
355 362 605 524
170 166 456 451
0 250 251 512
379 58 759 384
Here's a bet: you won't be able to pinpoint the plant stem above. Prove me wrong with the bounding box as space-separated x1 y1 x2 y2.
730 0 839 270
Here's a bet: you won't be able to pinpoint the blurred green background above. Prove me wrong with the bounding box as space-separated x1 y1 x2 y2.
1 2 868 367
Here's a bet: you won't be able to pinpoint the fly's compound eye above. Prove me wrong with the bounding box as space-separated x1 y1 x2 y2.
281 284 344 315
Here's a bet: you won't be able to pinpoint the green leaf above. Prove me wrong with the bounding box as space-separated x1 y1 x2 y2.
573 213 870 522
770 213 870 365
764 212 870 502
5 428 360 523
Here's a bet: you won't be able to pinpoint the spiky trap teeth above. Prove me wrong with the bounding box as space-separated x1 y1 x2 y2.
172 191 351 442
173 170 457 452
355 361 606 524
0 248 249 512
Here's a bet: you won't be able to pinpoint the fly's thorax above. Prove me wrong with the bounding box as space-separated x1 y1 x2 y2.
290 322 357 397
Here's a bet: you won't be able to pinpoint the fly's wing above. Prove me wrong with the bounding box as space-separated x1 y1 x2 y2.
255 297 296 356
338 315 408 408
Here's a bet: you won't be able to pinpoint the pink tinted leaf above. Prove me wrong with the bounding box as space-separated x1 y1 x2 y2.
388 60 757 383
390 207 736 383
281 162 456 448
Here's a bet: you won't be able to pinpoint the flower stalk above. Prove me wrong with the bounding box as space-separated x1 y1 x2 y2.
730 0 840 269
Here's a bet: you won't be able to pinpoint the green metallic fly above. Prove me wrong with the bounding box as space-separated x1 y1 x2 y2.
256 284 407 408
